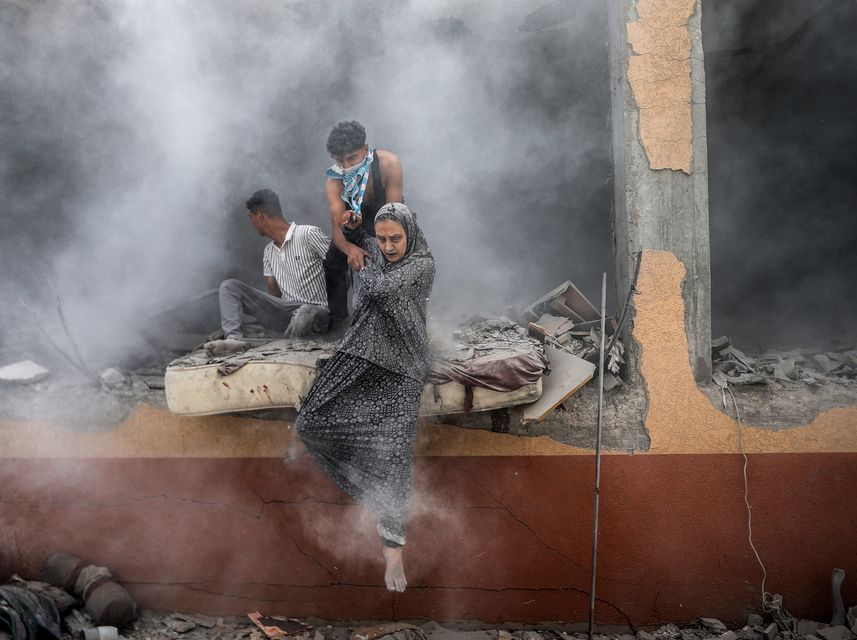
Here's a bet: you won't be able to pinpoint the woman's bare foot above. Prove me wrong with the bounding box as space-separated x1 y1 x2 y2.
282 438 306 464
383 546 407 592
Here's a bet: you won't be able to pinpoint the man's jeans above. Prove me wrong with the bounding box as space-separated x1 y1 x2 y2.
218 279 329 340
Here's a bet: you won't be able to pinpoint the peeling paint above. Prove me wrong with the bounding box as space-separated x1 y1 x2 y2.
627 0 695 173
635 250 857 454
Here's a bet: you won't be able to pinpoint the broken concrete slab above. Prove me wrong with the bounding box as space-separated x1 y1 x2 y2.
763 623 778 640
0 359 49 384
817 626 855 640
522 343 595 422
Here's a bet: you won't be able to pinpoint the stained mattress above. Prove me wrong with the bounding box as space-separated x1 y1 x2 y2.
165 336 545 417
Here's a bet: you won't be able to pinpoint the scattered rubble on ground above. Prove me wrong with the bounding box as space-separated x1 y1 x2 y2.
711 336 857 389
2 611 850 640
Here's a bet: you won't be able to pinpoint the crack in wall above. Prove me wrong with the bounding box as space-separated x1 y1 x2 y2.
126 580 634 627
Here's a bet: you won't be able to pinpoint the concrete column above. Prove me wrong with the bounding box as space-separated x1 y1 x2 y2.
608 0 712 382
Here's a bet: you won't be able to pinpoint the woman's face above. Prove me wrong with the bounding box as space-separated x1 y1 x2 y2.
375 219 407 263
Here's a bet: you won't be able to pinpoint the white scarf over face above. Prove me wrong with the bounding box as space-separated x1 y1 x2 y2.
325 145 375 214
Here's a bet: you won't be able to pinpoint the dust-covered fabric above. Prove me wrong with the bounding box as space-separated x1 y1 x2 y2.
340 203 435 381
296 351 422 544
296 204 434 546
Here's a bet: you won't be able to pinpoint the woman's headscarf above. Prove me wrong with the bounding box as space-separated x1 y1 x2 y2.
373 203 432 270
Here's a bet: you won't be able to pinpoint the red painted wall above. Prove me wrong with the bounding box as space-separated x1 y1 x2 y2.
1 453 854 625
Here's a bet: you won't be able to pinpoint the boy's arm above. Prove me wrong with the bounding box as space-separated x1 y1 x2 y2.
326 178 368 270
381 152 404 204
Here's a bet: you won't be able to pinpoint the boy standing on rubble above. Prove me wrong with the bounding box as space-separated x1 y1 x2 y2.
205 189 331 356
323 120 404 324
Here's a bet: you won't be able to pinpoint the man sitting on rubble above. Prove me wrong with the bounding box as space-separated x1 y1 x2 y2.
205 189 331 356
323 120 404 325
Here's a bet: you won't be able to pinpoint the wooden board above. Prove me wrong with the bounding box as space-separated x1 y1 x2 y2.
521 344 595 422
560 282 600 322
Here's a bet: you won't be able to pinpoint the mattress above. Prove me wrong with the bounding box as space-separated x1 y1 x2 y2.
165 339 542 417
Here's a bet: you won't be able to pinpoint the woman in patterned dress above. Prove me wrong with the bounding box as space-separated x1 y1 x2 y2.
294 202 434 592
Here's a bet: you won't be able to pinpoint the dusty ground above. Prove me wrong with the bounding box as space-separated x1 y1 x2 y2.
70 610 784 640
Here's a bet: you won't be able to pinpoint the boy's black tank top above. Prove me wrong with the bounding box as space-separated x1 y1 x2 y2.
360 150 386 237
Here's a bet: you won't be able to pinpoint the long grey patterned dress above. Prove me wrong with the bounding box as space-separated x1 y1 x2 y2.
295 204 434 546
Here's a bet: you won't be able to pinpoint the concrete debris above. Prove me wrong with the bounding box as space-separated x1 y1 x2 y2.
763 623 778 640
521 280 623 394
0 359 50 384
165 613 199 634
100 367 127 387
797 622 828 636
746 615 764 628
817 627 857 640
654 625 682 639
735 627 763 640
700 620 728 634
712 336 857 388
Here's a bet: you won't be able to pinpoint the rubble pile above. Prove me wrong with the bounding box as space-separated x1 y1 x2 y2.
12 612 848 640
431 316 544 363
519 280 624 393
711 336 857 388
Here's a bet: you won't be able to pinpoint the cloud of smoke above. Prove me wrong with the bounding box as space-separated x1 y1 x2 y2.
704 1 857 350
0 0 612 369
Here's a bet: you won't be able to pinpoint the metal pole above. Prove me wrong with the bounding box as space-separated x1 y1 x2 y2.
588 272 608 640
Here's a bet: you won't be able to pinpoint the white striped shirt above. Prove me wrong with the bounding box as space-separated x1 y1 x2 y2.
262 223 329 307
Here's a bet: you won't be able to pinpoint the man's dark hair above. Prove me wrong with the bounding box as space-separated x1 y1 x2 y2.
245 189 282 218
326 121 366 157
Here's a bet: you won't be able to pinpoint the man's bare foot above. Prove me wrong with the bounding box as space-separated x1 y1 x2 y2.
203 338 247 357
282 438 306 464
383 546 407 592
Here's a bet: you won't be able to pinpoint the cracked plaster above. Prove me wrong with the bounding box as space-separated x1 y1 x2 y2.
627 0 695 172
